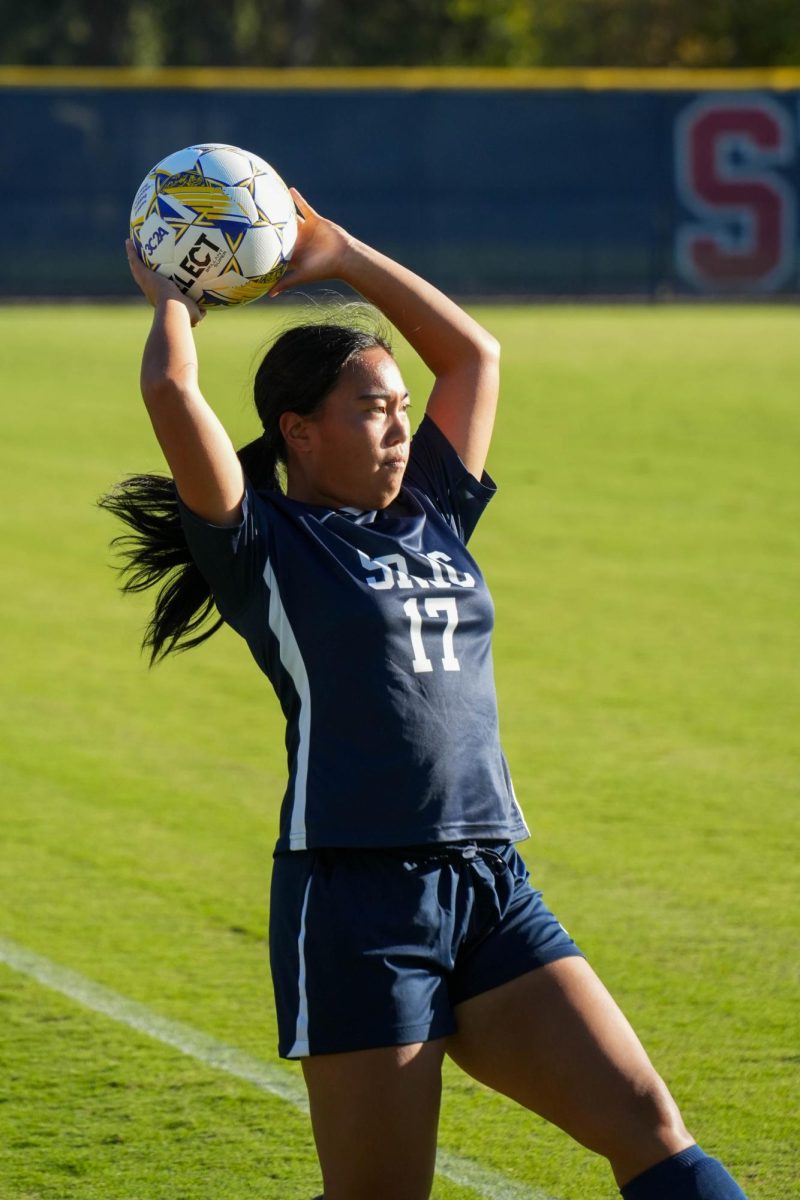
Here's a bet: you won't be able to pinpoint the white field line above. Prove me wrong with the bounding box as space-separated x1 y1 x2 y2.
0 936 557 1200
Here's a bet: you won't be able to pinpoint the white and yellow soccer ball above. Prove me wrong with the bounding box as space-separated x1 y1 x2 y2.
130 143 297 308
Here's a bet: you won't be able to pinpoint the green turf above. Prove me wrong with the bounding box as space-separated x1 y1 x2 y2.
1 303 797 1198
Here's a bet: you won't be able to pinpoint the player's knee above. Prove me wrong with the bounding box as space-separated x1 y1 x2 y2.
638 1074 688 1137
589 1070 691 1165
614 1072 691 1156
590 1072 697 1186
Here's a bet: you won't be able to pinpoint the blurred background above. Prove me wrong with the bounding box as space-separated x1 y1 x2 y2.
1 0 799 299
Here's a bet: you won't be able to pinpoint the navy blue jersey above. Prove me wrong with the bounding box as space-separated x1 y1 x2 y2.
178 413 529 852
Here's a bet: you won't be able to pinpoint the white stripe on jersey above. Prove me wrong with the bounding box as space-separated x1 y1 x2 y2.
263 557 311 850
287 871 314 1058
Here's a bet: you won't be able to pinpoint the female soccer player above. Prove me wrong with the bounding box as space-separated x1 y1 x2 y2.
105 190 749 1200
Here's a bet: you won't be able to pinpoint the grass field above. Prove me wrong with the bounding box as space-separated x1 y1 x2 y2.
1 302 798 1200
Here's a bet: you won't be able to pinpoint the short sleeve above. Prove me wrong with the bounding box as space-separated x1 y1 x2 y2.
177 482 269 628
403 413 497 544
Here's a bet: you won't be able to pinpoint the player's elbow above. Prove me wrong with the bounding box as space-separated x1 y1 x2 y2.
140 374 196 415
467 331 500 367
480 333 501 364
454 334 500 381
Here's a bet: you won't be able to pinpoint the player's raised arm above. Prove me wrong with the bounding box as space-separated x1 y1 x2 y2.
273 190 500 480
126 240 244 526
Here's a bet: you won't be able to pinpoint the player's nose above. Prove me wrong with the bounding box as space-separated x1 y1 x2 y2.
385 411 408 445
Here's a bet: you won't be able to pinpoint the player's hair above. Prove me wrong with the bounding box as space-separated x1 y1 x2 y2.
99 308 392 664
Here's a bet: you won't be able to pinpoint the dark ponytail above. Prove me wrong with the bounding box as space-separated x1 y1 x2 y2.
98 474 223 663
100 305 391 665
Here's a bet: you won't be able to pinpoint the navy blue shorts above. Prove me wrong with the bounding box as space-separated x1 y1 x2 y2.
269 842 583 1058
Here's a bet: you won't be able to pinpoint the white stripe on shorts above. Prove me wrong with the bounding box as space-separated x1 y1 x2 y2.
287 870 314 1058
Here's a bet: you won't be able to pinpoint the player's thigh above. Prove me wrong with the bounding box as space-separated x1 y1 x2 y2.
447 957 692 1183
301 1038 447 1200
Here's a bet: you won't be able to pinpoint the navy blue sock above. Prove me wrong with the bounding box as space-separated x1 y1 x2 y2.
620 1145 748 1199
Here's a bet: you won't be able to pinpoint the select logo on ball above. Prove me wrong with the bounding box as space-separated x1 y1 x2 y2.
173 233 227 293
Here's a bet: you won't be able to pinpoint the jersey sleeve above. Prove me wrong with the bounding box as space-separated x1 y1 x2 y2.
177 482 269 631
403 413 497 543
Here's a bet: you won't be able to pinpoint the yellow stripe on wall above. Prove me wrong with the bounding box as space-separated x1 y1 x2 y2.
2 65 800 91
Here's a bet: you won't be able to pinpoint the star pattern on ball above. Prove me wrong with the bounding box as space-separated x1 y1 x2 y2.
129 144 297 307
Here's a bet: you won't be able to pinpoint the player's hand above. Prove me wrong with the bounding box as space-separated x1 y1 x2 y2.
125 239 205 326
270 188 353 296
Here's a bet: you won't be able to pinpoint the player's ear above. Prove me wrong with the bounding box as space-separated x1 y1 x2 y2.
279 411 314 454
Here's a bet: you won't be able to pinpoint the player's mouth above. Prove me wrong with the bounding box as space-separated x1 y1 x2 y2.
381 457 407 470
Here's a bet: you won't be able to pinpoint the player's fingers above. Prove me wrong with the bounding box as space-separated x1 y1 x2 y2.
125 239 149 283
125 238 144 265
289 187 318 222
269 268 298 297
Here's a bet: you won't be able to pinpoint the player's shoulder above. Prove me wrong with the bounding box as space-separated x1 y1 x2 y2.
405 413 497 545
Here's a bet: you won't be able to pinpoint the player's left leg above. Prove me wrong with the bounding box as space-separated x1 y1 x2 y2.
447 957 748 1197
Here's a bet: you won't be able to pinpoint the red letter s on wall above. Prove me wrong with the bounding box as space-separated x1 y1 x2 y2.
674 96 796 292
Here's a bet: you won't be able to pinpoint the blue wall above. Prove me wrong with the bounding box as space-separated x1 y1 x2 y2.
2 84 798 296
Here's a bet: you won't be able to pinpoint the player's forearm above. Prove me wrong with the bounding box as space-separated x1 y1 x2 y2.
138 298 244 524
140 296 199 398
338 238 499 377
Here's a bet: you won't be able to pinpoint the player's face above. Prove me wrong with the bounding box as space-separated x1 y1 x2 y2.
298 348 411 510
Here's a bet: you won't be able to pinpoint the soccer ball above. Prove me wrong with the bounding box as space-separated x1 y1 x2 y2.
129 144 297 308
